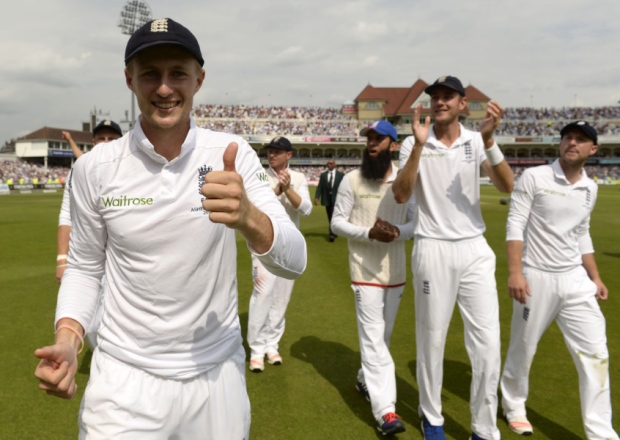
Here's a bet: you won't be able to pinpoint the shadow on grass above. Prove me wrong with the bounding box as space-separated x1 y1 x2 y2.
407 358 584 439
291 336 418 438
239 311 250 356
406 359 479 439
77 349 93 375
303 231 336 242
603 252 620 259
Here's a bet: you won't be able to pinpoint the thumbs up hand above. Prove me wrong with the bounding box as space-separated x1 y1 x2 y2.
201 142 250 229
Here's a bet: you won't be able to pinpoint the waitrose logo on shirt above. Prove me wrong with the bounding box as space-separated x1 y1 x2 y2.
101 195 154 207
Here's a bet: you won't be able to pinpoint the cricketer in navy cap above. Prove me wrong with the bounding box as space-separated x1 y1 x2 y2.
124 18 204 66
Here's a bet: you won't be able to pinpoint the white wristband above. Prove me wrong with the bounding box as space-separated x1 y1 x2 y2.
57 254 68 261
485 143 504 166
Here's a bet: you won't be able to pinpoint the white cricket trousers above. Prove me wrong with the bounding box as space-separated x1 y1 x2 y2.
352 283 404 421
78 345 250 440
501 265 619 440
413 236 501 440
247 255 295 359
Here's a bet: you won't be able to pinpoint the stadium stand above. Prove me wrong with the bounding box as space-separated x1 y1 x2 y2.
4 103 620 190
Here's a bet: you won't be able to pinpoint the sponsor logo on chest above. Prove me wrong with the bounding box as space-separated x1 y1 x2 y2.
542 188 566 197
421 152 446 159
101 195 154 208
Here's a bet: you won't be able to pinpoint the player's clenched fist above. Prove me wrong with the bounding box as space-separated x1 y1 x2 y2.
34 343 79 399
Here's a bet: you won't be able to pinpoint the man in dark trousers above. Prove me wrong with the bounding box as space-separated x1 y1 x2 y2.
314 159 344 241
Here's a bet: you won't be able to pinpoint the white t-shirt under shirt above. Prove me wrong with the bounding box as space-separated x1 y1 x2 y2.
506 159 596 273
56 117 306 379
399 124 488 241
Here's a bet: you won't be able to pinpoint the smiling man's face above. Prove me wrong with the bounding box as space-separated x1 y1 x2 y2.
125 45 204 136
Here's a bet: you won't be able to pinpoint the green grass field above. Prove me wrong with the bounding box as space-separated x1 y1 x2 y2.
1 186 619 439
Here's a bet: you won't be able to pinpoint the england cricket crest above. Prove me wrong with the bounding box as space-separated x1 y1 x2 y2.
583 188 592 210
197 164 212 195
463 140 474 162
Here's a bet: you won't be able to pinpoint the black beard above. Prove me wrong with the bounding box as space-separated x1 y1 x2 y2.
361 147 392 180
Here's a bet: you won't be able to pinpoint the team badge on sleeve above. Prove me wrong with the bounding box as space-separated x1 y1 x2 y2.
256 171 268 183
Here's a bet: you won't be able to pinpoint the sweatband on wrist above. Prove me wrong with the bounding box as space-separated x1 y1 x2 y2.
55 324 84 354
485 143 505 166
56 264 67 268
57 254 68 261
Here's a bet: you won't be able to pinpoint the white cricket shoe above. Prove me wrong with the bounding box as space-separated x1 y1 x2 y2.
505 413 533 436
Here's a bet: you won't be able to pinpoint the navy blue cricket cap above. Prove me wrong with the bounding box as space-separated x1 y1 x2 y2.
93 120 122 137
560 120 598 144
266 136 292 151
124 18 204 66
425 75 466 96
359 120 398 142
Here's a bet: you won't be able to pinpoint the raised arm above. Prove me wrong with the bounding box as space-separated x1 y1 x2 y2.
479 100 514 193
393 104 430 203
62 131 83 159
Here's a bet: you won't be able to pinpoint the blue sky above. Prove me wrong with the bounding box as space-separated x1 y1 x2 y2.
1 0 619 143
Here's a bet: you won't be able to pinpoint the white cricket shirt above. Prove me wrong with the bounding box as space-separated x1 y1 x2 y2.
399 124 488 240
56 118 307 379
506 160 597 272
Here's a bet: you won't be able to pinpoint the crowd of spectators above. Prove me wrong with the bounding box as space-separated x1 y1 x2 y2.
511 165 620 181
193 104 620 138
193 104 358 136
503 106 620 121
466 120 620 137
2 159 617 186
0 160 69 185
3 104 620 186
585 165 620 181
192 104 350 120
199 119 358 137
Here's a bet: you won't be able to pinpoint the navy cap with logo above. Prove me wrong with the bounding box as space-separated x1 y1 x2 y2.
425 75 466 96
266 136 292 151
359 120 398 142
124 18 204 66
93 120 123 138
560 120 598 144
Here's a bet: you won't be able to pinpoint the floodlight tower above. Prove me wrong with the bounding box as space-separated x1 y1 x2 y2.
118 0 152 128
